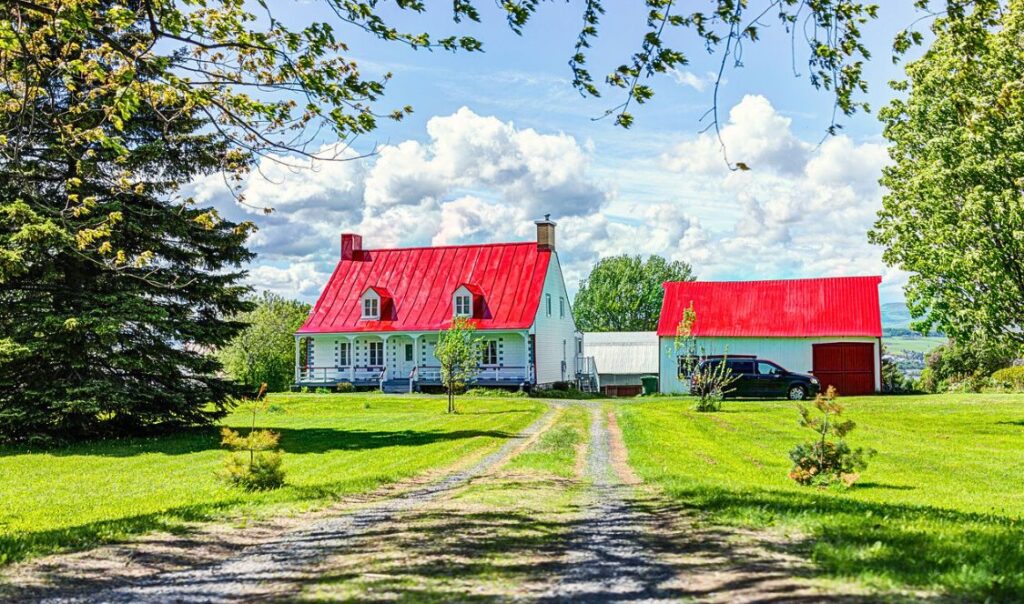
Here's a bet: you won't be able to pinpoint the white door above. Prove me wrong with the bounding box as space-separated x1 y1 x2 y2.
394 340 415 378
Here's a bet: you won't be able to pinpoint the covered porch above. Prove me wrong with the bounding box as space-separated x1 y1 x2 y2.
294 330 534 391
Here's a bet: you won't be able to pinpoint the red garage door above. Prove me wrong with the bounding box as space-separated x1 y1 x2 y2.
812 343 876 396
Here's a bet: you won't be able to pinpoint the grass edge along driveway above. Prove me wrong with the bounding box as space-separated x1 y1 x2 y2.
0 393 545 566
615 393 1024 602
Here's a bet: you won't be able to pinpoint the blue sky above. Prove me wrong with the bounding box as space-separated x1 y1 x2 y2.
191 2 931 303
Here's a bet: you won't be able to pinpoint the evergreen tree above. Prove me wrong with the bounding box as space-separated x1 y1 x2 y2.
0 10 253 442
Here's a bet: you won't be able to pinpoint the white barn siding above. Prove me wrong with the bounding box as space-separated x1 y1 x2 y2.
531 255 578 386
658 336 881 394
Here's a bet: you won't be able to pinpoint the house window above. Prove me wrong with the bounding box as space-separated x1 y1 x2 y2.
362 297 378 319
338 342 350 366
405 343 414 362
455 294 472 317
559 296 565 318
546 294 552 316
481 340 498 366
368 341 383 366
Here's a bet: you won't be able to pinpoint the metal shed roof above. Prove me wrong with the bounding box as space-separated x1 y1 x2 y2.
584 331 660 375
656 276 883 337
298 242 551 333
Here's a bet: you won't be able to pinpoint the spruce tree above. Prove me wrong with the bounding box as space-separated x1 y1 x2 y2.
0 12 254 441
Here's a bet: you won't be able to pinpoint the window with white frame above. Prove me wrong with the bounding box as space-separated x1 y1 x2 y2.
559 296 565 318
546 293 552 316
362 297 379 319
481 340 498 366
337 341 350 366
455 294 472 317
368 341 384 366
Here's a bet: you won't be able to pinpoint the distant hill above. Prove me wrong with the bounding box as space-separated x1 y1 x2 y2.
881 302 945 362
881 302 914 331
881 302 943 337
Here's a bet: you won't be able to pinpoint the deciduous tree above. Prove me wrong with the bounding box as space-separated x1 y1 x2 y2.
219 293 311 393
434 318 481 414
574 255 694 332
871 0 1024 348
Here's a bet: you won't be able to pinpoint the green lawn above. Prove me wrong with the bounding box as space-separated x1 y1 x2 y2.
0 393 544 565
616 394 1024 601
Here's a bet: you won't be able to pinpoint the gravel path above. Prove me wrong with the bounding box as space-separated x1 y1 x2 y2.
36 407 559 604
541 405 681 602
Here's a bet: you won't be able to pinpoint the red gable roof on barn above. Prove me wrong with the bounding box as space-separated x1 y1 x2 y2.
656 276 883 338
298 242 551 334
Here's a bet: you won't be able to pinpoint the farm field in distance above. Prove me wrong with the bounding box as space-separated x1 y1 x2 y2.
884 335 946 355
0 394 544 565
616 393 1024 601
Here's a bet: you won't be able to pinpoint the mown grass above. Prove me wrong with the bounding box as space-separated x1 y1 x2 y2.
0 393 544 566
615 393 1024 601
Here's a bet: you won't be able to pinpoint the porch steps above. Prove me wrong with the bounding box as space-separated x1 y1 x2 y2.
381 378 412 394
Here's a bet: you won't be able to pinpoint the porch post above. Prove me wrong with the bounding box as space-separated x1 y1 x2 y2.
346 335 355 383
522 332 531 383
294 335 300 384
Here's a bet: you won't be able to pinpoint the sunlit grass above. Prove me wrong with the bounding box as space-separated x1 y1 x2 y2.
0 393 544 565
616 393 1024 600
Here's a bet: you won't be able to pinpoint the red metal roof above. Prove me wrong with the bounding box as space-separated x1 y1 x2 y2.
298 242 551 333
656 276 882 337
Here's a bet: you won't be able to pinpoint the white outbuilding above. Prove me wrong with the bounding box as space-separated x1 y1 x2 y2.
582 331 659 396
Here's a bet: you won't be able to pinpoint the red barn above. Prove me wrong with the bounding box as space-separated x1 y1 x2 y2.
656 276 883 396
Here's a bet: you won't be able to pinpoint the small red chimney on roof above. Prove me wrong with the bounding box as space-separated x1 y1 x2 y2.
341 233 362 261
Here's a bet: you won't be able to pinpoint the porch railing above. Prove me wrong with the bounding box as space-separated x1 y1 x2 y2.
298 365 383 383
416 365 531 383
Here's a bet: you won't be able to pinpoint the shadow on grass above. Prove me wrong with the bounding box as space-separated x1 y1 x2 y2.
661 483 1024 602
1 427 518 459
0 500 244 567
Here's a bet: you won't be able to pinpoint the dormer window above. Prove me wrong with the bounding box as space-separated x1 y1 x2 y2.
359 286 389 320
362 297 378 319
452 283 483 319
455 294 472 317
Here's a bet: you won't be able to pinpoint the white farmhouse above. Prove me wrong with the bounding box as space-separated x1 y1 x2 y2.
657 277 884 395
294 218 580 393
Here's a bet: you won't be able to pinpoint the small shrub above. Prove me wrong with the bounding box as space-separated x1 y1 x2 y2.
314 387 331 394
299 386 310 393
335 381 355 393
220 427 285 490
550 381 572 391
219 390 285 491
788 387 874 488
991 366 1024 391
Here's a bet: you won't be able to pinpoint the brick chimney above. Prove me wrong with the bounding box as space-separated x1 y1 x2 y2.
341 233 363 261
535 215 556 251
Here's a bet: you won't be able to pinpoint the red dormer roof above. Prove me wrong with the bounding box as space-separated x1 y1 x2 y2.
657 276 882 337
456 283 484 296
298 242 552 333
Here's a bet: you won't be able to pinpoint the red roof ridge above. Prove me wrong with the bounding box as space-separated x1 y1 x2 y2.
358 241 541 253
663 275 881 287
